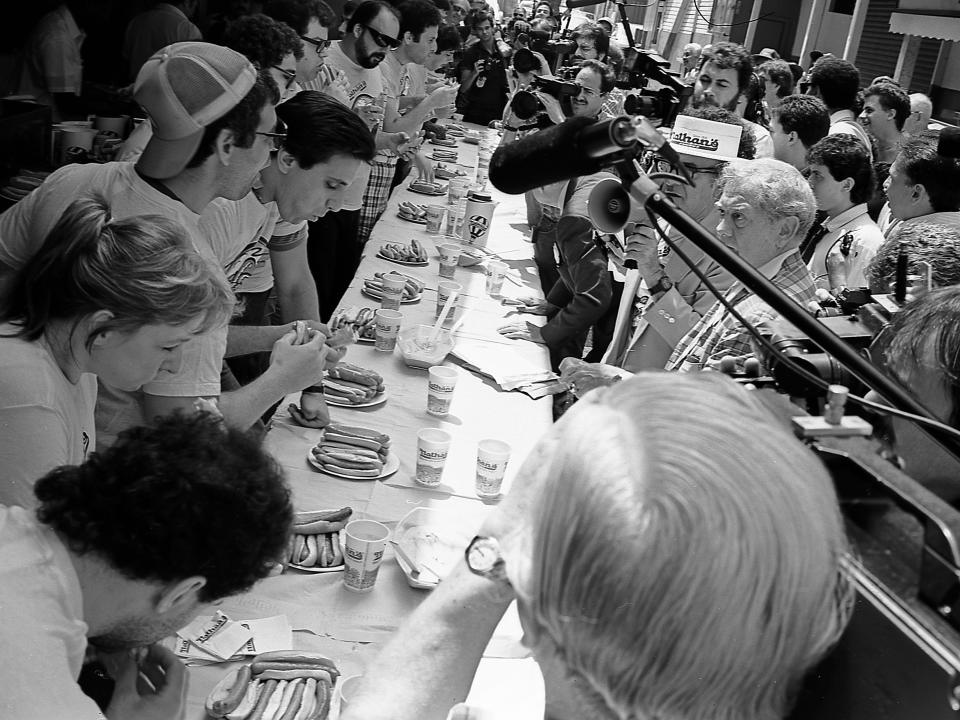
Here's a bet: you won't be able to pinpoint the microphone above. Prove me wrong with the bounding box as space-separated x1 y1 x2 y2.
565 0 604 8
489 115 691 194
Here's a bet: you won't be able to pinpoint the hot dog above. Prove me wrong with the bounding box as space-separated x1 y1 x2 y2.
278 680 306 720
255 668 333 682
258 679 288 720
246 678 279 720
294 507 352 524
209 665 251 717
292 519 347 535
315 677 332 720
226 680 261 720
251 651 339 669
291 679 317 720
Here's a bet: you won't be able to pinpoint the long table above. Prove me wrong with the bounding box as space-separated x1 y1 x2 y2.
183 128 552 719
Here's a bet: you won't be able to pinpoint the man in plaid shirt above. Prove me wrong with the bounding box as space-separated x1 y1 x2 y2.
666 158 818 372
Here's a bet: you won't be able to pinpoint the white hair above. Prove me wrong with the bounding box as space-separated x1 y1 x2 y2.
516 372 853 720
719 157 817 238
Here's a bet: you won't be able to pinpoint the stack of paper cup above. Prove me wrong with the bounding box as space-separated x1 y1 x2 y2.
416 428 452 487
427 366 458 417
343 519 390 592
446 178 470 235
475 439 511 497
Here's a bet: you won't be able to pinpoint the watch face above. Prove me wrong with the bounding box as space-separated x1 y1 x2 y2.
467 537 500 573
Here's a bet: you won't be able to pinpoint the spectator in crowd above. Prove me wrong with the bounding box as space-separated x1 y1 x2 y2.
691 41 774 158
533 0 554 19
769 94 830 170
263 0 345 97
0 413 293 720
0 197 232 508
905 92 933 138
880 130 960 237
17 1 89 121
666 158 817 372
803 135 883 290
123 0 202 82
562 109 753 390
0 43 332 444
866 284 960 502
571 22 619 69
806 57 873 159
860 81 910 164
869 221 960 293
223 13 304 103
679 42 701 83
759 58 794 114
341 372 853 720
457 10 510 124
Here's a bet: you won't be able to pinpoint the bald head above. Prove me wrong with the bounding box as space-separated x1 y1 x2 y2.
906 93 933 137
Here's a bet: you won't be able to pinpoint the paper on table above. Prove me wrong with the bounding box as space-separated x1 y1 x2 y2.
238 615 294 655
171 613 293 664
177 610 252 661
451 340 557 390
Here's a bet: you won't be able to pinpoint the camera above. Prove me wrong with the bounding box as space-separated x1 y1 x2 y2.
615 47 693 126
509 76 581 121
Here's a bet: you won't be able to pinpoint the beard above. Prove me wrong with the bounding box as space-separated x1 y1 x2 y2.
358 48 386 68
89 607 198 652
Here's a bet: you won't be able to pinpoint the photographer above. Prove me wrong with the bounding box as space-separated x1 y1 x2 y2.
457 10 510 124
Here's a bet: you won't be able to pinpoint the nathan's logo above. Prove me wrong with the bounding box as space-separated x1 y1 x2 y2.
418 448 448 461
428 381 454 393
467 214 489 240
671 131 721 153
477 458 499 472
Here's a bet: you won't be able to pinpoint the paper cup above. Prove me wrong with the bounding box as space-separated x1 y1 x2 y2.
380 272 407 311
475 439 511 497
338 675 364 715
427 366 458 417
93 115 129 137
446 178 469 235
436 280 462 319
485 261 507 297
437 242 461 279
416 428 452 487
343 519 390 593
56 127 97 165
374 309 402 352
425 204 445 234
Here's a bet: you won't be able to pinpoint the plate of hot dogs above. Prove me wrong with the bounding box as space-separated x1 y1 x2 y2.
205 650 339 719
307 423 398 480
429 149 458 162
322 363 386 407
328 306 376 343
286 507 351 573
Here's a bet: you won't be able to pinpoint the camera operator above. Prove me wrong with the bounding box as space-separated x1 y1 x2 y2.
457 10 510 124
866 285 960 502
561 109 755 391
692 41 775 159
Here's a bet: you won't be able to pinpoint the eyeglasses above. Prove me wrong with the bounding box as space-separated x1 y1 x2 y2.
575 83 600 98
361 24 401 49
271 65 297 90
300 35 332 55
256 118 287 150
652 158 723 178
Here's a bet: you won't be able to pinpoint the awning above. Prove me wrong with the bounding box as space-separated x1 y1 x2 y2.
890 10 960 42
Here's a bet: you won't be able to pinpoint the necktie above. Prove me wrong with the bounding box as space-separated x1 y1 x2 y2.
801 212 829 263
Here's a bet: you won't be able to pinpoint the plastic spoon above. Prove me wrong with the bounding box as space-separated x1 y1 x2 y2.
430 291 458 347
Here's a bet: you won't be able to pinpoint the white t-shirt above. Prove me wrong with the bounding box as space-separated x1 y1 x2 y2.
18 4 84 107
324 41 382 211
0 162 230 447
0 506 96 720
0 327 97 508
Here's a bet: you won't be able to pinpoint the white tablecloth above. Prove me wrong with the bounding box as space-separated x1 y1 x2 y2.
183 127 550 719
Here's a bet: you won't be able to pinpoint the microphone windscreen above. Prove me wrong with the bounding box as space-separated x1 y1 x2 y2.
938 127 960 159
490 116 608 194
566 0 604 8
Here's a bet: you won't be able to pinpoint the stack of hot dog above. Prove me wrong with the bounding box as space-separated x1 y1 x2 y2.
362 272 423 301
310 423 391 478
328 307 376 341
287 507 352 569
323 363 384 405
379 239 427 263
206 651 339 720
398 201 427 222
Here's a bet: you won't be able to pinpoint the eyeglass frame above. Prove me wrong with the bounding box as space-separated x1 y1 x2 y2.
361 23 402 50
652 158 724 179
271 65 297 90
300 35 332 55
256 118 288 150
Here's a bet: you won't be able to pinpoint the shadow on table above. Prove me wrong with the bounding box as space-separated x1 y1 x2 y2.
508 222 533 239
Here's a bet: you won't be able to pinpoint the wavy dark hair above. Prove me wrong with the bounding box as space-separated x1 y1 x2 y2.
771 95 830 149
807 58 860 112
806 134 876 205
701 41 753 94
186 69 280 169
35 413 293 602
864 81 911 131
277 90 376 167
395 0 442 40
224 13 305 64
263 0 336 32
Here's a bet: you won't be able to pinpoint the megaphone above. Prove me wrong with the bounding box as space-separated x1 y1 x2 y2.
587 177 640 233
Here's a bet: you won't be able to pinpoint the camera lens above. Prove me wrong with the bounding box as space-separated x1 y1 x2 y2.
510 90 543 120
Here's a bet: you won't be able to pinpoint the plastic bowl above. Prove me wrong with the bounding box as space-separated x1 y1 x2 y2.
458 248 483 267
396 325 455 369
393 507 477 589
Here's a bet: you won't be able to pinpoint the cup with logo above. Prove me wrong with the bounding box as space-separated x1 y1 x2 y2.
343 519 390 592
475 439 511 497
426 366 458 417
374 309 402 352
415 428 452 487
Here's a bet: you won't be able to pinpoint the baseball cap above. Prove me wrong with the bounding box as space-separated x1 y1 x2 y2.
134 42 257 179
665 115 743 162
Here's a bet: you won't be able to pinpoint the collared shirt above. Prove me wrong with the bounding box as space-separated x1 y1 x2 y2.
18 4 84 109
828 110 873 162
665 250 816 372
881 208 960 241
122 3 201 81
808 203 884 290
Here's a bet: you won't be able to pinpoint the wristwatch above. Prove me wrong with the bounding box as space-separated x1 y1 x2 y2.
465 535 512 587
648 273 674 296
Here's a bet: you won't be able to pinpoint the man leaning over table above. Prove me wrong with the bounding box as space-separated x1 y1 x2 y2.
0 43 337 446
0 413 293 720
560 108 753 390
566 157 818 390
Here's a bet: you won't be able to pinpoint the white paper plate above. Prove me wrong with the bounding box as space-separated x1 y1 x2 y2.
376 250 429 266
307 450 399 480
323 388 387 408
361 287 422 304
408 184 447 197
397 211 428 225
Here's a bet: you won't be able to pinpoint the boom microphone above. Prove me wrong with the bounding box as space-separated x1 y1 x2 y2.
489 116 638 194
565 0 606 8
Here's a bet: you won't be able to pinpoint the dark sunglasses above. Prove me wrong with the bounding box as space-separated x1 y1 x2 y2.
256 118 287 149
300 35 332 55
362 23 401 49
271 65 297 90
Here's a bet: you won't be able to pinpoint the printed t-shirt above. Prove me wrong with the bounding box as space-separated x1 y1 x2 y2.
0 326 96 508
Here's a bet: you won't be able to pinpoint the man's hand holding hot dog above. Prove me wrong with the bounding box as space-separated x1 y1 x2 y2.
106 645 187 720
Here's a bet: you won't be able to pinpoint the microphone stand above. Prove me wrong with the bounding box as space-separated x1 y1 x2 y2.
616 160 960 455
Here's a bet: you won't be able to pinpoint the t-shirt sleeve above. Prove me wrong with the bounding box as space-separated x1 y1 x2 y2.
267 223 308 252
0 405 72 508
37 33 83 95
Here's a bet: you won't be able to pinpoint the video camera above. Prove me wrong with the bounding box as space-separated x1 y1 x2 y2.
508 75 581 121
616 48 693 127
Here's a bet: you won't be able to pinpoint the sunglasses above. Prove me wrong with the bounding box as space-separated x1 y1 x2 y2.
362 23 401 49
271 65 297 90
300 35 332 55
653 158 722 178
256 118 287 150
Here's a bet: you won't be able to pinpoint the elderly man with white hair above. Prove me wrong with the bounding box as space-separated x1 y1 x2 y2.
905 93 933 138
665 157 818 372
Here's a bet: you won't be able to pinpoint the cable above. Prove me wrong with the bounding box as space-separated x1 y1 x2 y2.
692 0 775 28
642 207 960 443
